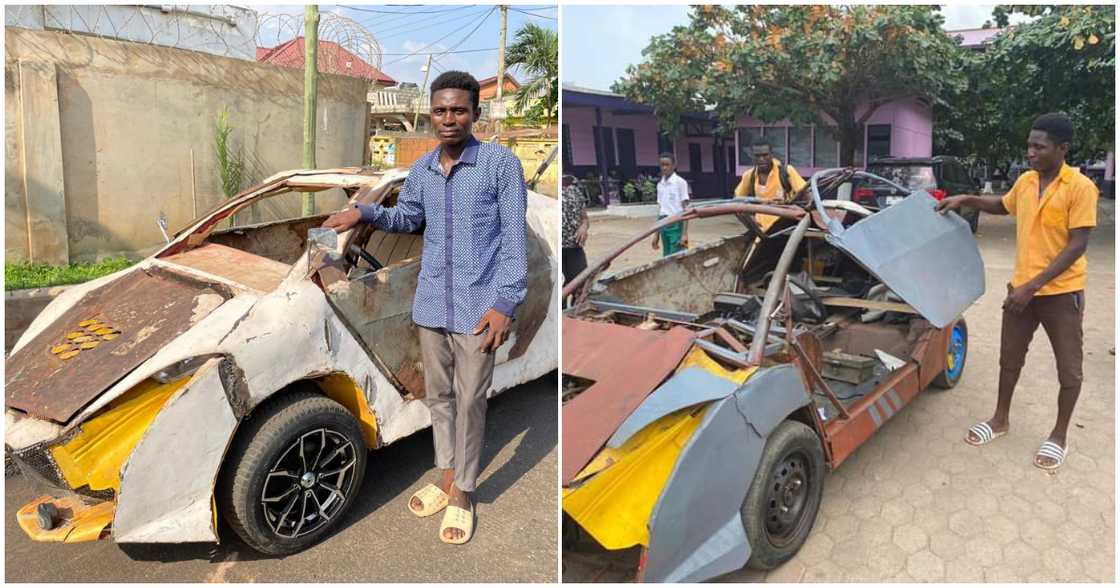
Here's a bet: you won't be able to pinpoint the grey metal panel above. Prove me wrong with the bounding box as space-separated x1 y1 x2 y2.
733 365 812 438
644 397 757 583
607 367 740 449
825 192 985 328
643 365 812 583
114 359 239 543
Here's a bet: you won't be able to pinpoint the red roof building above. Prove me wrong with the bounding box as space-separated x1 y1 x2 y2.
478 73 521 100
257 37 396 86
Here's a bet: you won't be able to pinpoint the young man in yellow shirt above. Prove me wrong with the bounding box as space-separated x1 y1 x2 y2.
734 137 808 231
937 113 1097 471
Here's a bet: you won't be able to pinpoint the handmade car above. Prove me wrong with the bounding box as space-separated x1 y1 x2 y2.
6 167 558 554
561 168 984 582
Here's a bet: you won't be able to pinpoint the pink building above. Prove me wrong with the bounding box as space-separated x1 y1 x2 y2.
562 85 934 199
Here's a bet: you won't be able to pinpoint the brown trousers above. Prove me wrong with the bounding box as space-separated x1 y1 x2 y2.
1000 290 1085 396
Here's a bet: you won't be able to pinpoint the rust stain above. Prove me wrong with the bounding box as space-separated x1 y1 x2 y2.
509 229 554 360
561 317 696 485
395 361 426 399
5 268 231 423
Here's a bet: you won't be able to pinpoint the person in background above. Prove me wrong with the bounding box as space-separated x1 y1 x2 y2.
734 137 808 231
652 153 690 256
561 174 590 289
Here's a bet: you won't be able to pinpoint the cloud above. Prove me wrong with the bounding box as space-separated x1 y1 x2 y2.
562 5 690 89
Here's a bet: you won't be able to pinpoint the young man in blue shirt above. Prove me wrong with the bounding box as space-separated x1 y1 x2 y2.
323 71 527 544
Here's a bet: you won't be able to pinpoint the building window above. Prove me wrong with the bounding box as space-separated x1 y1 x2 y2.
814 126 839 168
658 132 674 157
867 124 892 161
762 127 787 160
562 124 573 170
788 126 812 167
737 126 763 166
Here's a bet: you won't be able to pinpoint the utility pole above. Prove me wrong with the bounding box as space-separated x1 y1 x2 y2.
494 4 508 135
302 4 319 216
414 54 433 133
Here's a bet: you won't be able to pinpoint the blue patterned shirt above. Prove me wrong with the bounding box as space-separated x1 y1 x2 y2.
355 136 527 334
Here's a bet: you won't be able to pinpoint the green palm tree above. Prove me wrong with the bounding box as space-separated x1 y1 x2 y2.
506 23 558 127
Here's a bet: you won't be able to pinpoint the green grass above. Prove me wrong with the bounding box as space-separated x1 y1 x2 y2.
5 257 135 291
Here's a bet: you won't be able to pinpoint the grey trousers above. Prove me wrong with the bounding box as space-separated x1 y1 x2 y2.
418 325 496 492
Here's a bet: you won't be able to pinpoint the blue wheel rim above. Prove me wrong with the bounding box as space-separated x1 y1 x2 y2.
946 323 966 380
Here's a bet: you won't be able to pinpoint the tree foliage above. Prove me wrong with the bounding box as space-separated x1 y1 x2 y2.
613 5 967 166
937 5 1114 172
506 23 558 128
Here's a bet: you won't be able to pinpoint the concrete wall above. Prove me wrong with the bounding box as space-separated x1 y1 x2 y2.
5 28 370 263
5 5 258 61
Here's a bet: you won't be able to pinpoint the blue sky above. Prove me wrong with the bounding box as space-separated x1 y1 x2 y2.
562 4 1031 90
254 4 557 85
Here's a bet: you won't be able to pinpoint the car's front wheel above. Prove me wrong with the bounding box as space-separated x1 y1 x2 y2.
218 391 367 555
742 420 825 570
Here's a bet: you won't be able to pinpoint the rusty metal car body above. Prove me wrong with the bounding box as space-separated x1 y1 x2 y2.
561 169 983 582
6 167 558 552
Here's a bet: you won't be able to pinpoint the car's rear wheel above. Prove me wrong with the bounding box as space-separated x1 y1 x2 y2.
933 319 968 389
742 420 825 570
218 391 367 555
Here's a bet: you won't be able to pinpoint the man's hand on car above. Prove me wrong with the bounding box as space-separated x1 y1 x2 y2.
935 195 970 214
474 309 512 353
651 233 660 250
322 207 363 232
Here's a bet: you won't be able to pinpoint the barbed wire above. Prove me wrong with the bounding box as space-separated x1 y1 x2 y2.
256 10 384 76
5 6 387 81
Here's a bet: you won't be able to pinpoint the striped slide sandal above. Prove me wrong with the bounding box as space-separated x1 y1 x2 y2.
1034 440 1067 471
439 502 475 545
408 483 449 517
964 421 1007 446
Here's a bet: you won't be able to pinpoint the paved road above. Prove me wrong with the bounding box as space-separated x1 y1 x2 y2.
565 203 1115 582
7 375 558 583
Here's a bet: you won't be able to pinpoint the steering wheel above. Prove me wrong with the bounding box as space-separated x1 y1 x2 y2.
348 244 384 271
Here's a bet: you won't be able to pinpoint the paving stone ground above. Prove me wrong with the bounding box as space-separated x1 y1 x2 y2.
564 201 1115 583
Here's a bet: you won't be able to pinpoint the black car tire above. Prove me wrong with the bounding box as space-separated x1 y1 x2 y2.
562 512 582 551
742 420 825 570
219 391 367 555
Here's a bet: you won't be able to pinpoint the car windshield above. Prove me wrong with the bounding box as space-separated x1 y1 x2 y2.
868 165 937 190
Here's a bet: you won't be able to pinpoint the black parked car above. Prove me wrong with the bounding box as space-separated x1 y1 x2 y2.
855 156 981 233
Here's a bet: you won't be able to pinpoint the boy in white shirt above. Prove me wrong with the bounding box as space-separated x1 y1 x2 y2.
651 153 691 256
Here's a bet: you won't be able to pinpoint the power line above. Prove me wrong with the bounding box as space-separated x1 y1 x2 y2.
355 5 483 36
382 6 495 67
371 7 493 42
379 46 500 56
436 6 495 56
510 8 556 20
342 5 478 15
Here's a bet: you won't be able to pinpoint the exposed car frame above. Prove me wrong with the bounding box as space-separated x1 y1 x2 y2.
6 167 558 553
561 169 984 582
